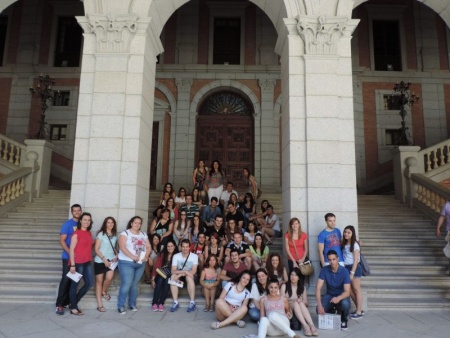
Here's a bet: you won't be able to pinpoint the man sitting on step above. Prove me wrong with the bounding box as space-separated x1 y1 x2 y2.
316 249 351 331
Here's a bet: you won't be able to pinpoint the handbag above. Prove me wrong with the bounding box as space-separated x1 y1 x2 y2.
443 243 450 258
156 265 171 279
291 237 314 276
256 187 262 199
360 253 371 276
106 233 118 271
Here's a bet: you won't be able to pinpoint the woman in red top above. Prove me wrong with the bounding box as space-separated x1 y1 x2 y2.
68 212 94 315
284 217 309 273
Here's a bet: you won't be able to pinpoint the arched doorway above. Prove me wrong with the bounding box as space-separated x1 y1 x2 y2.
196 91 254 192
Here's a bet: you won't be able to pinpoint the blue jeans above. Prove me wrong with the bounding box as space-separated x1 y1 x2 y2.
152 275 170 305
69 261 94 310
321 294 350 323
248 307 261 321
56 259 71 307
117 260 145 309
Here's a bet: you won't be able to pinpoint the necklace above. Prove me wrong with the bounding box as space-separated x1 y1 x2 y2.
236 285 244 292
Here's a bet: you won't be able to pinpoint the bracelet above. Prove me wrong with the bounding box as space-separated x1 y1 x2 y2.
70 265 75 267
350 271 355 274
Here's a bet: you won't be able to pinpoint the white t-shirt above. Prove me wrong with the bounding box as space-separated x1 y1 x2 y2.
244 232 256 244
266 214 280 232
220 189 238 203
249 282 266 308
343 242 360 265
171 252 198 271
175 196 186 204
224 281 251 306
118 230 148 262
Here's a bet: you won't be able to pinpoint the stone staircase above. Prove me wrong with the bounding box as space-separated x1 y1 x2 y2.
0 190 70 303
358 195 450 309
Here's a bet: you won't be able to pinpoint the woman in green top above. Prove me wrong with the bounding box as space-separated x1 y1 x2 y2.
250 233 269 271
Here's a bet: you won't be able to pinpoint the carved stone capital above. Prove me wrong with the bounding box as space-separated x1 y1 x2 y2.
175 78 193 92
87 13 138 53
296 15 349 55
258 79 276 92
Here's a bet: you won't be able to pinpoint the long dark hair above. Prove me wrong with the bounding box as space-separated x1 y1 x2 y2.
251 233 266 255
205 254 219 270
210 160 222 174
255 268 268 295
285 268 304 298
260 200 269 212
96 216 117 236
161 238 178 266
77 212 93 231
126 216 143 230
231 269 252 291
191 215 205 234
149 233 161 253
244 192 255 208
266 252 285 277
341 225 357 252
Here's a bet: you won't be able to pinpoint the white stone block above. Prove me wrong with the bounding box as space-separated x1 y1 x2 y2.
122 116 142 139
81 54 96 73
119 185 138 209
71 161 88 184
85 184 120 207
288 74 305 97
125 95 143 116
88 138 122 161
87 160 121 185
95 55 129 72
126 73 144 95
92 93 126 116
128 55 145 73
94 72 127 93
306 141 341 164
75 116 91 139
339 142 357 165
306 118 340 141
79 73 95 94
73 139 90 161
91 116 124 138
305 73 338 96
76 94 93 116
70 184 87 208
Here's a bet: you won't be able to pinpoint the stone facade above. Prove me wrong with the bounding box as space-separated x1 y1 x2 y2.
0 1 449 264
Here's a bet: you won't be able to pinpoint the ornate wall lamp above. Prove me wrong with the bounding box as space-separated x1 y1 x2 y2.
390 81 419 146
29 74 60 139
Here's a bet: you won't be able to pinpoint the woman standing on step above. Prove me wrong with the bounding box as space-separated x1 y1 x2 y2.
206 160 226 204
436 201 450 275
284 217 309 273
68 212 94 316
94 217 118 312
341 225 364 319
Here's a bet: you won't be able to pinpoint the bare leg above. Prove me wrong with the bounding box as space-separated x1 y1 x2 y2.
103 270 114 295
95 274 104 308
215 299 247 327
186 276 196 302
352 278 363 313
210 287 216 308
203 287 210 308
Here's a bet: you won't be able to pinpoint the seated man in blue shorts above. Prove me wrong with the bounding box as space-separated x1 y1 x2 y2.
316 249 351 331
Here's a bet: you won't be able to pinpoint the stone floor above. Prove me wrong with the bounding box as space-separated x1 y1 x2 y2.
0 303 449 338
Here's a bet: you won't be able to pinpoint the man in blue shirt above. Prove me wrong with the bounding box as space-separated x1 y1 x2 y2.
55 204 82 315
318 212 344 266
316 250 351 330
201 197 222 227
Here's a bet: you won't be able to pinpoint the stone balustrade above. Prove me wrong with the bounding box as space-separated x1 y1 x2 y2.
418 139 450 173
0 135 26 167
0 168 29 206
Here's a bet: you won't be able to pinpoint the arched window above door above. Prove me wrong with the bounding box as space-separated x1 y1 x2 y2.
199 91 252 116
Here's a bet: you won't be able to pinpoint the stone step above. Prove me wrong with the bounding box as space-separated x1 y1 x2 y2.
367 298 450 310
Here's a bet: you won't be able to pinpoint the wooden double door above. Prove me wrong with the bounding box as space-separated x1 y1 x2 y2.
196 115 254 192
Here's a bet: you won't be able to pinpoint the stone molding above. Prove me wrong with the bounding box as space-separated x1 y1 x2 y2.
175 78 193 92
258 79 276 92
296 15 350 55
87 13 138 53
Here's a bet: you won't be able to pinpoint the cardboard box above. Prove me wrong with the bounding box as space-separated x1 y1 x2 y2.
318 314 341 330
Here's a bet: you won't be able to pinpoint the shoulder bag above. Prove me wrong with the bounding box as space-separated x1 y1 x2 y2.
359 252 371 276
291 237 314 276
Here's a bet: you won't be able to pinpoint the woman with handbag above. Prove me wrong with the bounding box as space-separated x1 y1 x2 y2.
341 225 364 320
94 217 118 312
258 276 301 338
211 270 252 329
284 217 309 273
282 268 318 336
68 212 94 315
151 238 178 312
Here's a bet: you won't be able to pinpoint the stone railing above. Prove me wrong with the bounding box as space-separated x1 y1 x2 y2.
0 135 26 167
0 134 54 215
418 139 450 173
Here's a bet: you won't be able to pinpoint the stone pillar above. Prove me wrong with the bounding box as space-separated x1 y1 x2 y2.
276 4 359 271
173 78 193 188
258 78 279 190
24 139 54 197
71 12 163 230
392 146 422 203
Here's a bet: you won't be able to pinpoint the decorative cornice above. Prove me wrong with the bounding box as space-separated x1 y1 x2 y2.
258 79 276 92
87 13 138 53
297 15 350 55
175 78 193 92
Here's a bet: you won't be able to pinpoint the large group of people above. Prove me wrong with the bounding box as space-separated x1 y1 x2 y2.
54 161 366 336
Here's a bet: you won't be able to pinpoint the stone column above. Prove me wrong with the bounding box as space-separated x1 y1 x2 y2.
276 3 359 268
71 13 163 229
258 78 279 190
24 139 54 197
172 78 193 188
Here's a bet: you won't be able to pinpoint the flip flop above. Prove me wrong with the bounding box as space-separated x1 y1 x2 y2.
97 306 107 312
102 293 111 301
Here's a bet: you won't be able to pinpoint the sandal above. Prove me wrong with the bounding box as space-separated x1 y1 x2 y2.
310 325 319 336
97 306 107 312
70 309 84 316
102 293 111 301
211 321 221 330
145 279 152 284
204 305 209 312
303 325 312 337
